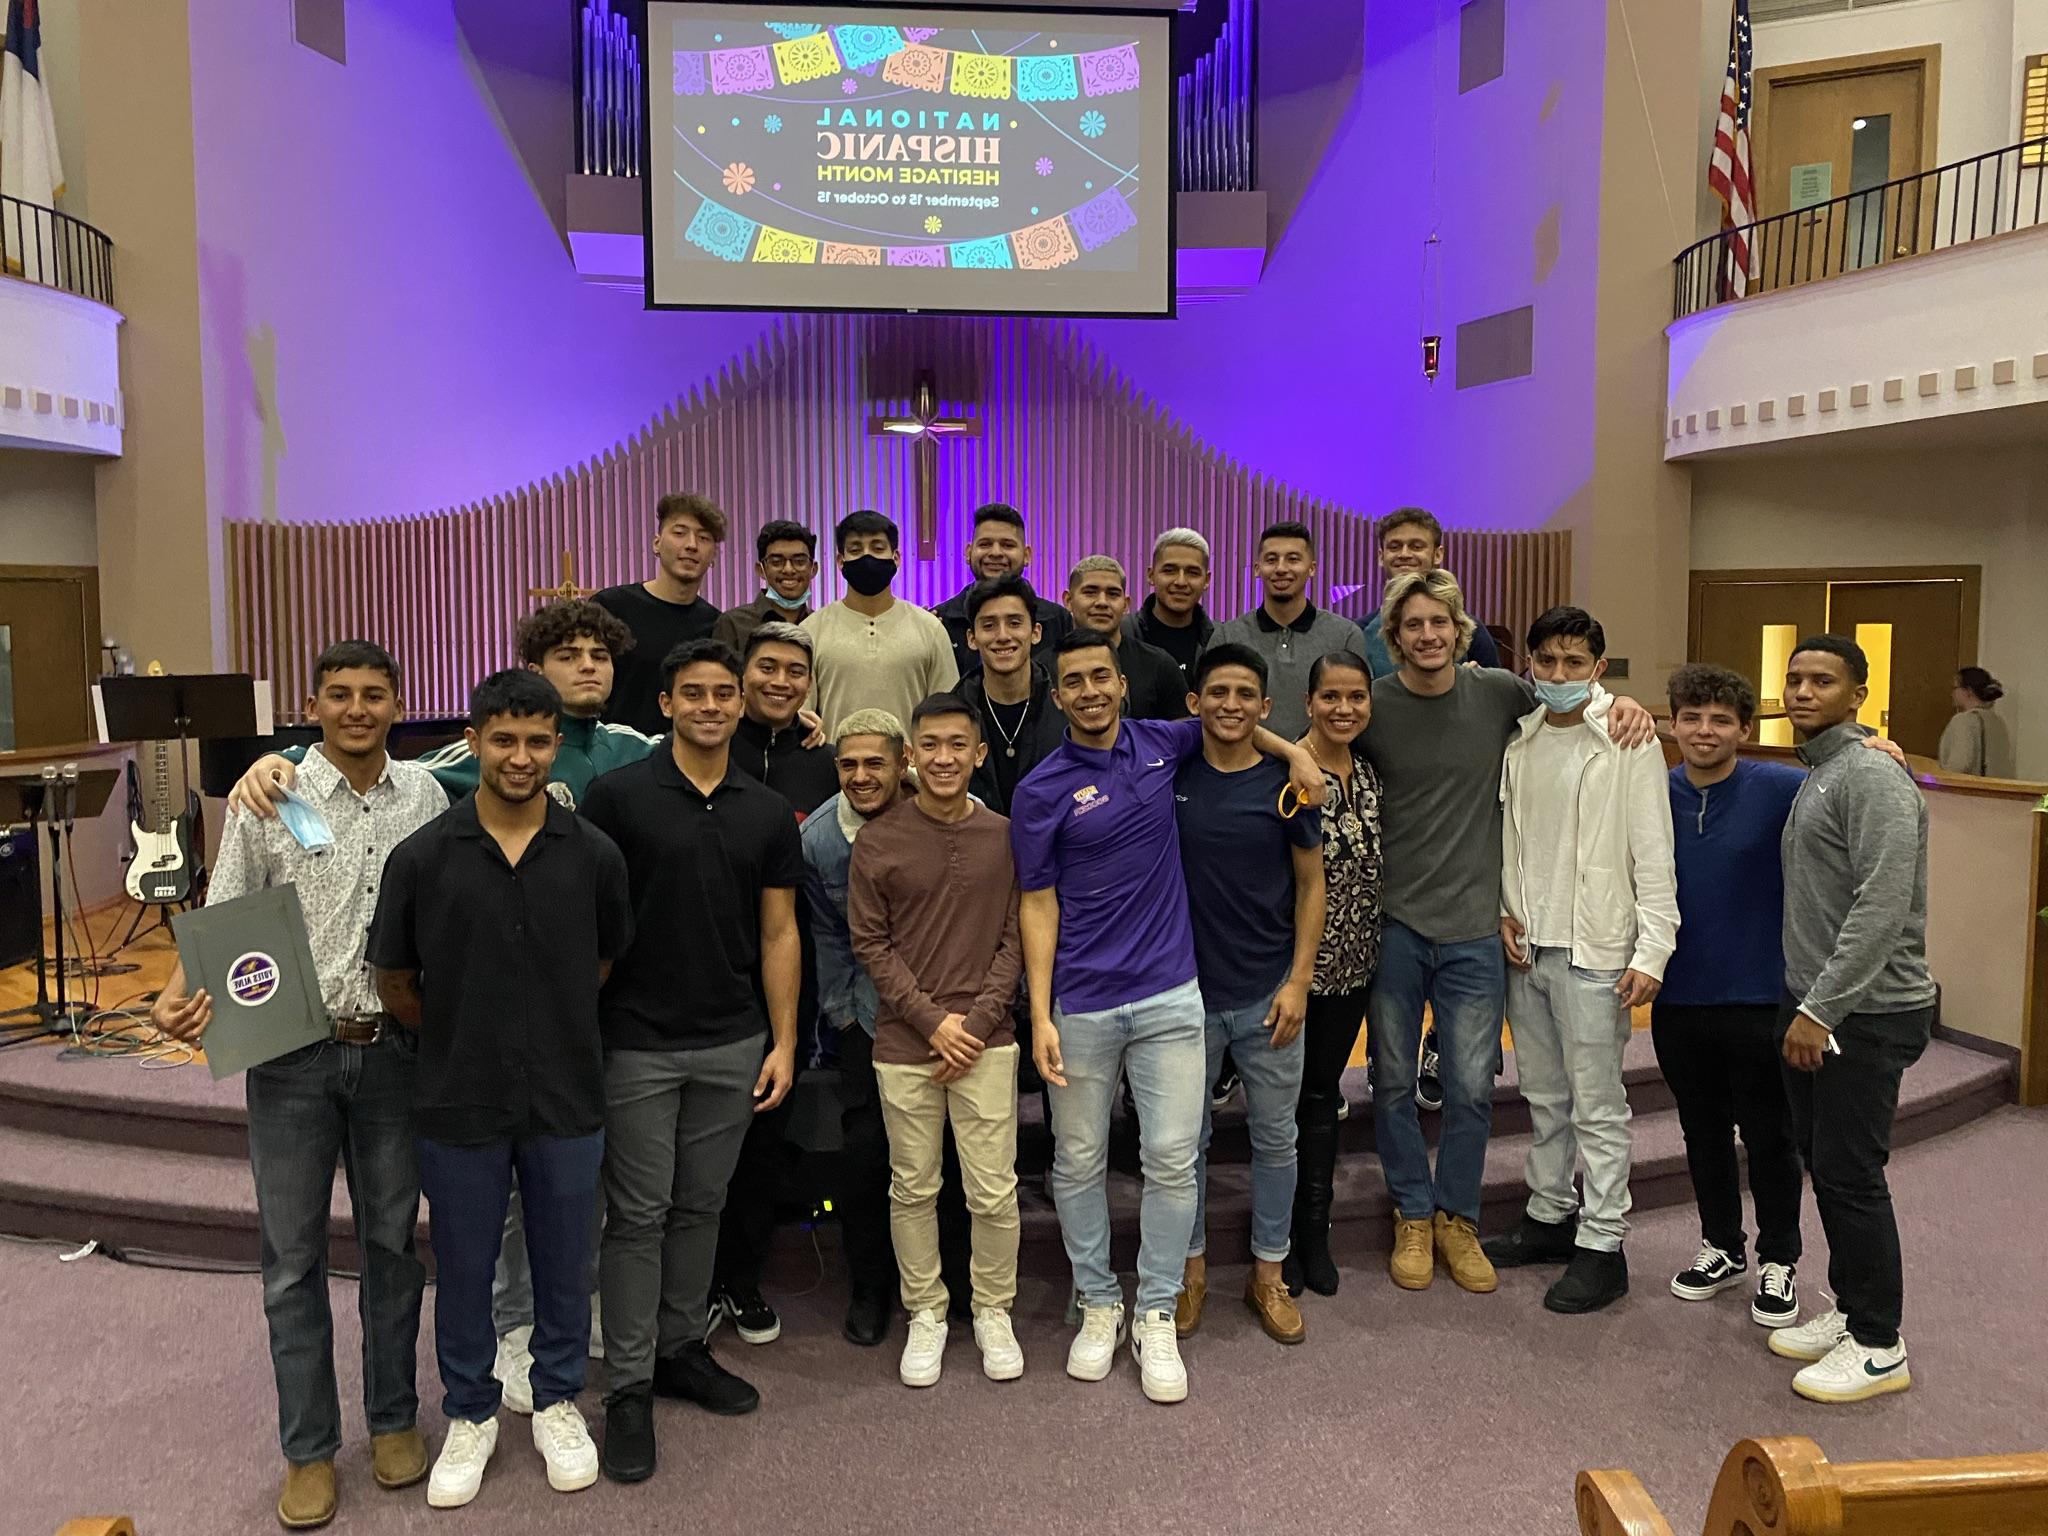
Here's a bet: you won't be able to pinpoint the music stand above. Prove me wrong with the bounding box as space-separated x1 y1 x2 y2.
0 766 121 1038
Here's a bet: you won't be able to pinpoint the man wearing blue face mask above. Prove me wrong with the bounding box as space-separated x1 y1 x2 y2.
1485 606 1678 1315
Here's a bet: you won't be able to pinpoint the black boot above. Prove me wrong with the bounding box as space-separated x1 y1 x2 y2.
1545 1246 1630 1314
1291 1094 1342 1297
843 1286 892 1347
652 1339 760 1415
1481 1212 1579 1269
601 1387 656 1483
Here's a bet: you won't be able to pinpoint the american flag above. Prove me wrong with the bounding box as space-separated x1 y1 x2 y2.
1707 0 1756 297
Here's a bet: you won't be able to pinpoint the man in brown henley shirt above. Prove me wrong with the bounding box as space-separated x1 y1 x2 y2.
848 692 1025 1390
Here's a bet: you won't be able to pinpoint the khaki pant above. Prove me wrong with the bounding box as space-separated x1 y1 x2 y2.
875 1044 1020 1315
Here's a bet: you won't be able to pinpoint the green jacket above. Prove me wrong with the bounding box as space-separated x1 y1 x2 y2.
280 714 658 809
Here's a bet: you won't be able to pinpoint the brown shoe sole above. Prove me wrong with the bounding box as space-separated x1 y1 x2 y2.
276 1492 337 1531
1244 1293 1306 1345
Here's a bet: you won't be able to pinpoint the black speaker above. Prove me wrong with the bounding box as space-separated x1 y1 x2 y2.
0 827 38 972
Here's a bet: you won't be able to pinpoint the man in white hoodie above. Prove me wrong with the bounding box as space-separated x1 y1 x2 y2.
1484 606 1678 1314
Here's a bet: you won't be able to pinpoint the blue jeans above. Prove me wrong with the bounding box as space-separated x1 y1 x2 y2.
1365 919 1505 1223
1049 977 1207 1316
1190 986 1304 1263
244 1035 424 1465
419 1132 605 1421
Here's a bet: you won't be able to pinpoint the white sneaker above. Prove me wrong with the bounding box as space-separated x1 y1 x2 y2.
426 1416 499 1508
1130 1309 1188 1404
1769 1305 1848 1361
1793 1335 1911 1403
492 1327 534 1416
530 1400 598 1492
1065 1300 1127 1382
900 1308 948 1388
973 1308 1024 1382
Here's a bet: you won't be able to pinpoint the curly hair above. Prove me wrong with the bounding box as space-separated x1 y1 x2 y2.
1379 568 1476 663
515 599 635 667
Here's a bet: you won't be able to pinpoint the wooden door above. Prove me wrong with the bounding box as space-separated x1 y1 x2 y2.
1689 575 1829 746
1826 577 1968 758
0 569 99 750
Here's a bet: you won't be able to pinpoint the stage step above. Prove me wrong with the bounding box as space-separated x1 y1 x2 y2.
0 1037 2011 1273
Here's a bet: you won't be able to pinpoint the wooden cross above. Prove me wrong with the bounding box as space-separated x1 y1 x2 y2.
528 550 594 602
867 370 981 560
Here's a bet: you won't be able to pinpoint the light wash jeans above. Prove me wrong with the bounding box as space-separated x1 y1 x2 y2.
1190 985 1304 1263
1507 946 1635 1251
1048 977 1207 1316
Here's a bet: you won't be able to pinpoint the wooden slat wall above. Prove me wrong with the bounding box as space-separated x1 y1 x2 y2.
225 313 1574 717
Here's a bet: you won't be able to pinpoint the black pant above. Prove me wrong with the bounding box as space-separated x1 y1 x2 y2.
713 1073 799 1294
836 1024 970 1301
1777 996 1934 1349
1650 1002 1804 1266
1300 988 1369 1112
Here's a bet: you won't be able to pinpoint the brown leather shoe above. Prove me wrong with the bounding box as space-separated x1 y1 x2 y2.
1173 1254 1207 1336
276 1460 337 1530
1433 1210 1499 1293
1244 1274 1306 1344
1389 1215 1434 1290
371 1426 428 1490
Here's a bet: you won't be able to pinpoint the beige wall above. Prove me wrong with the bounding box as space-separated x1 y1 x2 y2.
1690 443 2046 776
1924 789 2036 1049
0 450 98 567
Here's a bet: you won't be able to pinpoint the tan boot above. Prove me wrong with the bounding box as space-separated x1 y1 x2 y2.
1389 1215 1434 1290
1174 1254 1207 1336
276 1459 337 1530
1433 1210 1499 1294
371 1426 428 1490
1244 1273 1306 1344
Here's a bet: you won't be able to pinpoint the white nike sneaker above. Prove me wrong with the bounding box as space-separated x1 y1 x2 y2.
1793 1335 1910 1403
973 1308 1024 1382
900 1308 948 1388
1130 1308 1188 1404
530 1400 598 1492
426 1417 499 1508
492 1326 534 1416
1065 1300 1126 1382
1768 1305 1848 1362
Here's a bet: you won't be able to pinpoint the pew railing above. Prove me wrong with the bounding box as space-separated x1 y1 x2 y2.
1578 1436 2048 1536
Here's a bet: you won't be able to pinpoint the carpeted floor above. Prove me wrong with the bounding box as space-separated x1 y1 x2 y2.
6 1105 2045 1536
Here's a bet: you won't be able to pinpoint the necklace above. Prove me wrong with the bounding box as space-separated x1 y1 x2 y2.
987 695 1030 759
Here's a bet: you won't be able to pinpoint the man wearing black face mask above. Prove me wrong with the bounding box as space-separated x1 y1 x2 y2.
801 510 959 734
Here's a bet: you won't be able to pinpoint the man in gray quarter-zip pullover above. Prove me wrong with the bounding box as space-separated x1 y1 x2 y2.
1208 520 1367 742
1769 634 1937 1406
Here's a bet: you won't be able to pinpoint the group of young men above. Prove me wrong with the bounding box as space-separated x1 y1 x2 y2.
148 492 1938 1531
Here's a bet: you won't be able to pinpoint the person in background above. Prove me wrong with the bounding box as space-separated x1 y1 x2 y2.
368 671 631 1508
1126 527 1217 692
1766 635 1937 1404
1208 521 1367 742
931 502 1072 676
728 621 838 814
149 641 448 1532
850 695 1026 1388
1484 607 1677 1315
956 574 1068 815
1359 508 1502 679
1653 664 1806 1328
1937 666 2014 778
593 492 726 737
1063 555 1188 720
1287 651 1382 1298
802 510 959 732
711 520 817 654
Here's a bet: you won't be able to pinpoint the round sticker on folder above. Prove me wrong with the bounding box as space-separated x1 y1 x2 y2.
227 951 282 1007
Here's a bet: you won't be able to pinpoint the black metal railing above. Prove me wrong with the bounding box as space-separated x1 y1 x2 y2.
1 192 114 306
1674 134 2048 318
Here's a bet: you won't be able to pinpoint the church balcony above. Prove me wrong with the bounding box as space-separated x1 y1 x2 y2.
0 194 122 457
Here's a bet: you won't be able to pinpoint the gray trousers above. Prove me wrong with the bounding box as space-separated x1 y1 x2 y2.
599 1034 763 1391
1508 947 1635 1252
491 1184 605 1338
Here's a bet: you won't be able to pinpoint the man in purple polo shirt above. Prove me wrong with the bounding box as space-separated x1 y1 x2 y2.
1011 627 1322 1405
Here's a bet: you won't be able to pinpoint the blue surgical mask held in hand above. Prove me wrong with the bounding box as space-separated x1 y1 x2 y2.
275 783 336 852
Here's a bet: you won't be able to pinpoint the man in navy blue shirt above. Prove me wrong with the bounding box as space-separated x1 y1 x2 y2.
1171 645 1325 1348
1654 664 1806 1326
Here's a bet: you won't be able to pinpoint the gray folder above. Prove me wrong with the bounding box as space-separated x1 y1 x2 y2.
172 885 331 1080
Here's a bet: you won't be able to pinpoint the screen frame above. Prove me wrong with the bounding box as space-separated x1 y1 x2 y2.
639 0 1179 320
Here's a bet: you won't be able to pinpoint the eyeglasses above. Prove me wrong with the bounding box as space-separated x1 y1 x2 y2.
761 554 814 571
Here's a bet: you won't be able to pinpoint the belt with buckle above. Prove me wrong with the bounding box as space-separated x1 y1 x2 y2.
331 1012 393 1046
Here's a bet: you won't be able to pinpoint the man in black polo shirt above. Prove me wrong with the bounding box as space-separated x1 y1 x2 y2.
578 638 803 1484
370 671 632 1509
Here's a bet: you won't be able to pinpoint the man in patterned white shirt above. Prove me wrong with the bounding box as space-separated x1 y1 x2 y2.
152 640 448 1533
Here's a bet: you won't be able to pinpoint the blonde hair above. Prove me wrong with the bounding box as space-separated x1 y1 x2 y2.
1380 569 1476 664
832 708 906 752
1068 553 1127 588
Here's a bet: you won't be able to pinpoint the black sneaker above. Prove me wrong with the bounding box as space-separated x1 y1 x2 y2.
1481 1213 1578 1268
652 1340 760 1415
844 1287 891 1347
1751 1261 1799 1327
714 1283 781 1345
1211 1062 1241 1110
1669 1240 1748 1301
1544 1247 1630 1314
1414 1034 1444 1111
600 1387 656 1483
